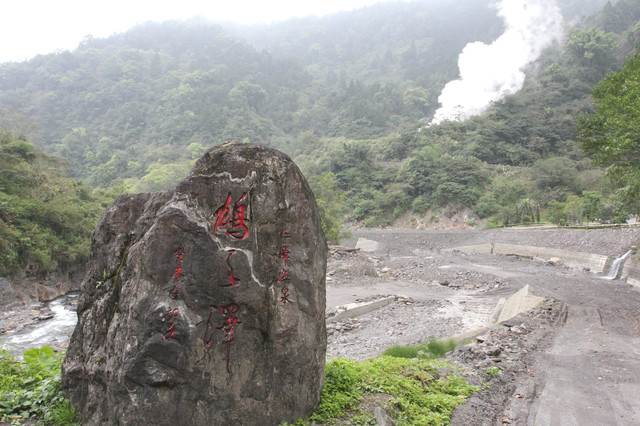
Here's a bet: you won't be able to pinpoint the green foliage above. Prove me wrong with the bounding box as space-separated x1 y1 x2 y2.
531 157 578 197
186 142 208 160
402 145 488 211
383 338 457 360
578 51 640 216
307 356 478 425
310 172 349 244
23 346 58 371
383 344 425 359
482 366 501 377
0 346 78 425
0 132 107 276
311 358 365 420
579 190 602 222
2 1 639 229
546 200 569 226
425 339 457 359
566 26 617 81
125 161 193 193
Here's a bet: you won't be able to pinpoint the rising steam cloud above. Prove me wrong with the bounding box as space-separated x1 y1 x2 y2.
431 0 563 124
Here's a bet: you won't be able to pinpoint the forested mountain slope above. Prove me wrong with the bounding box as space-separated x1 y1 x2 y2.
0 0 532 187
0 0 639 240
0 131 108 276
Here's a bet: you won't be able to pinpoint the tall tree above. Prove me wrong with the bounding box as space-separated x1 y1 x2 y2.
577 52 640 214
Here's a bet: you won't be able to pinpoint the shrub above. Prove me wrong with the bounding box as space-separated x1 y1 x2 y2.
0 346 78 425
383 338 456 359
309 356 478 424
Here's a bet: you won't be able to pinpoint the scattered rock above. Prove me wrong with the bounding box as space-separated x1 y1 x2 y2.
374 406 396 426
484 346 502 357
476 335 490 343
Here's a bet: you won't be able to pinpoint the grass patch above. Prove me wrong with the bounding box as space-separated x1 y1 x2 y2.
296 356 478 425
383 338 456 359
0 346 78 425
482 366 502 377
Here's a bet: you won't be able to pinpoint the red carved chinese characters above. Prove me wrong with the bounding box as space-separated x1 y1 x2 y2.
276 268 290 285
214 193 249 240
223 250 241 287
204 190 250 373
169 248 184 300
279 245 291 266
165 248 184 340
280 287 292 304
203 304 241 373
276 230 294 305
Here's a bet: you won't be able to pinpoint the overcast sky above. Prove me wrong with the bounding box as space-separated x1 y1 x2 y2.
1 0 402 63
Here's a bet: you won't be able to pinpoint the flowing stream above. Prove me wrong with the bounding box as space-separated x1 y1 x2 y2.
601 250 632 280
0 293 78 356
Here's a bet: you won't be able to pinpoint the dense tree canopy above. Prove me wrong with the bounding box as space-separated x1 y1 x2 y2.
1 0 639 238
578 52 640 214
0 131 108 276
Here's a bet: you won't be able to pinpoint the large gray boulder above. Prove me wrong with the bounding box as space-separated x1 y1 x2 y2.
62 144 327 425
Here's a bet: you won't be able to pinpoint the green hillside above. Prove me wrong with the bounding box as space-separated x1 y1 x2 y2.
0 131 108 276
0 0 639 249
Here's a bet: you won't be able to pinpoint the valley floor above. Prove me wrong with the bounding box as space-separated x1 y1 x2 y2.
327 226 640 424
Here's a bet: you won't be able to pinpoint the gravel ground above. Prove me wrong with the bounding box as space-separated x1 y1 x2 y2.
326 226 640 424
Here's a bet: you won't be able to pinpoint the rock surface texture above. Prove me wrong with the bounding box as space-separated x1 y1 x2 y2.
62 144 327 425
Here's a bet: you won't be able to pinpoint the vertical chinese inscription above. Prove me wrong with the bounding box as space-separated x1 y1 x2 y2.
163 308 179 339
223 250 241 287
169 247 184 300
276 230 294 305
203 193 251 373
164 247 184 340
204 304 241 374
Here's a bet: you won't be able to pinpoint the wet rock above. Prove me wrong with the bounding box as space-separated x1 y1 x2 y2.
36 284 60 302
36 308 55 321
62 144 327 426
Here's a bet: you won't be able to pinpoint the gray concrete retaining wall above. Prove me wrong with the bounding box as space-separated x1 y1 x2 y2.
327 296 395 323
451 243 610 274
492 243 609 273
451 244 493 254
622 259 640 288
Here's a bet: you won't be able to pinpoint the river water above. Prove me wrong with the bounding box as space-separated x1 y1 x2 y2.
0 293 78 356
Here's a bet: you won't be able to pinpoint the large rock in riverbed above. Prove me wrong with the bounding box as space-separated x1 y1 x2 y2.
62 144 327 425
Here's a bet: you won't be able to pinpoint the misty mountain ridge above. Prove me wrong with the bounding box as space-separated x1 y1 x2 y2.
1 0 639 229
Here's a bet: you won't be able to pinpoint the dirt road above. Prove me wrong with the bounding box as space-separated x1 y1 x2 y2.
328 227 640 425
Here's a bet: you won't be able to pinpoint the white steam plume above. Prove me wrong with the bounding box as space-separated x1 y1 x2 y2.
431 0 563 124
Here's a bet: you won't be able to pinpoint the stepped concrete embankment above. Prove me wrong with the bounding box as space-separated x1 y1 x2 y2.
493 243 609 273
449 243 610 273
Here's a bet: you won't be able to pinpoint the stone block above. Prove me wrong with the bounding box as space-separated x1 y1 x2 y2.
62 144 327 425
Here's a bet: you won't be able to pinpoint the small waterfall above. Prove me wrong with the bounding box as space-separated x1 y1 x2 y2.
601 250 632 280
